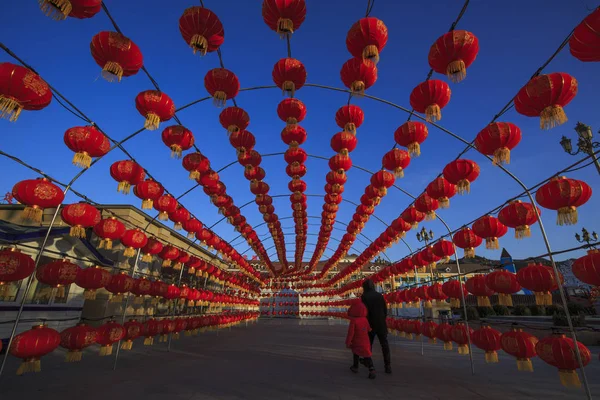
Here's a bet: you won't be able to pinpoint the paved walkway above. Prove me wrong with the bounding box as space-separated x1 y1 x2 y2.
1 319 598 399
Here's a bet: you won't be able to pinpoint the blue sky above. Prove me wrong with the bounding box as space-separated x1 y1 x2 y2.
1 0 598 266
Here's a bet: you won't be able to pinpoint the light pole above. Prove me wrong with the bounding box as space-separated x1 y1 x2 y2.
416 227 434 246
559 122 600 175
575 227 598 247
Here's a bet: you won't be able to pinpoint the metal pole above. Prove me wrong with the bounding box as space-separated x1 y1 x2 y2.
413 267 424 357
167 265 186 352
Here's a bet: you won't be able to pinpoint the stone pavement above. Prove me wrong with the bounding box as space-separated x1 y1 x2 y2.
1 319 598 399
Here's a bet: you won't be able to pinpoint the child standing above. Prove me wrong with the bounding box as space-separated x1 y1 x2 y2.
345 301 376 379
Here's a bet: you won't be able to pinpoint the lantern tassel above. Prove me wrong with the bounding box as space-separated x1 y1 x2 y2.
38 0 73 20
16 358 41 375
69 225 87 238
65 350 82 363
428 338 437 344
424 300 432 309
464 247 475 258
540 105 567 130
485 237 500 250
557 206 578 226
23 206 43 223
362 45 380 64
144 337 153 346
425 104 442 123
456 179 471 195
559 369 581 388
407 142 421 157
174 222 183 230
451 298 461 308
446 60 467 83
117 181 131 195
426 211 436 221
350 80 366 97
493 147 511 166
282 81 296 97
476 296 491 307
212 91 227 108
498 293 513 307
158 211 169 221
170 145 183 159
544 292 553 306
515 225 531 239
485 351 499 363
134 296 144 304
457 344 469 355
173 263 182 271
406 333 413 340
141 199 153 210
142 253 152 262
72 152 92 169
276 18 294 36
110 294 123 303
101 61 124 82
444 342 453 351
190 34 208 56
0 97 23 122
344 122 356 134
123 247 136 258
517 358 534 372
188 170 200 180
144 113 161 131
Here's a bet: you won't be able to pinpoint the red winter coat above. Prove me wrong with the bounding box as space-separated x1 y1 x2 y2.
345 301 372 358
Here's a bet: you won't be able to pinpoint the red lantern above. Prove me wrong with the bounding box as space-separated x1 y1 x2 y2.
11 178 65 223
426 177 456 209
10 324 60 375
159 245 180 267
229 130 256 155
535 176 592 226
75 265 111 300
427 283 447 305
428 30 479 83
204 68 240 107
435 322 454 350
36 259 80 298
63 126 110 169
133 179 164 210
169 206 191 230
514 73 578 130
59 323 97 362
414 194 438 221
174 251 190 271
535 334 592 388
39 0 102 20
262 0 306 35
106 272 134 303
93 217 125 250
182 218 203 239
401 207 425 229
109 160 145 195
142 319 162 346
281 126 307 148
498 201 540 239
409 80 451 122
90 32 143 82
153 194 178 221
330 131 358 155
500 328 538 372
346 17 388 64
182 152 210 180
239 150 262 170
0 63 52 123
474 122 522 166
465 275 494 307
472 325 502 363
135 90 175 131
517 263 563 306
432 239 454 263
381 148 410 178
161 125 195 158
219 107 250 134
272 58 306 96
450 323 474 355
441 279 468 308
0 248 35 297
121 228 148 258
141 238 163 262
340 58 377 96
485 270 521 307
96 321 125 356
394 121 428 157
329 154 352 173
569 8 600 62
472 215 507 250
572 249 600 286
121 319 143 350
443 159 480 195
277 98 306 126
335 105 364 134
178 6 224 56
61 202 101 238
452 227 482 258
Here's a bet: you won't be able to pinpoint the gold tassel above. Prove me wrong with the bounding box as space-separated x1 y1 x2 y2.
123 247 136 258
0 97 23 122
134 296 143 304
158 211 169 221
173 263 182 271
277 17 294 35
425 104 441 123
485 351 499 363
65 350 82 363
515 225 531 239
144 337 154 346
117 181 131 195
188 170 200 180
557 206 578 226
444 342 453 351
99 345 113 356
144 113 161 131
142 199 153 209
184 331 192 337
398 332 406 338
213 91 227 108
517 358 534 372
190 34 208 56
485 237 499 250
101 61 124 82
477 296 491 307
72 152 92 169
162 260 172 267
110 294 123 303
56 285 66 298
492 147 511 166
451 298 461 308
540 105 567 130
457 344 469 355
187 231 195 239
23 206 44 223
83 289 96 300
16 359 40 375
424 300 432 309
173 332 180 340
429 338 437 344
456 179 471 195
437 197 450 209
351 80 365 97
498 293 513 307
544 292 553 306
362 45 380 64
464 247 475 258
142 253 152 262
170 145 183 159
121 341 133 350
559 369 581 388
446 60 466 83
344 122 356 134
426 211 436 221
69 225 86 238
407 142 421 157
282 81 295 97
39 0 73 20
406 333 413 340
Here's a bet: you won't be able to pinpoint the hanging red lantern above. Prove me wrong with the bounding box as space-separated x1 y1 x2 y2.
515 73 578 130
472 215 508 250
63 126 110 169
219 107 250 134
335 105 364 134
272 58 307 96
414 194 439 221
135 90 175 131
0 63 52 123
182 218 203 239
370 170 395 196
330 131 358 155
121 319 143 350
75 265 111 300
141 238 163 262
572 249 600 286
250 181 270 196
391 218 411 237
174 252 190 270
346 17 388 64
0 248 35 297
435 322 454 350
289 179 307 194
9 324 60 375
517 263 563 306
178 6 224 56
262 0 306 35
229 130 256 155
199 170 221 189
153 194 178 221
133 179 164 210
535 176 592 226
59 323 97 363
90 32 143 82
161 125 195 158
569 8 600 62
498 200 540 239
428 30 479 83
500 328 538 372
427 283 447 305
238 150 262 170
401 207 425 229
11 178 64 223
204 68 240 107
93 217 125 250
120 228 148 258
39 0 102 20
106 272 134 303
60 202 101 238
182 152 210 180
36 259 80 298
442 159 480 194
284 147 307 165
245 167 266 182
329 154 353 173
142 319 162 346
441 279 468 308
466 275 494 307
281 125 307 147
485 270 521 307
159 245 180 267
452 227 482 258
340 58 377 96
381 148 410 178
450 323 474 355
474 122 522 166
471 325 502 363
96 320 126 356
109 160 145 195
168 206 190 230
426 177 457 209
535 334 592 388
432 239 454 263
277 98 306 127
409 80 451 122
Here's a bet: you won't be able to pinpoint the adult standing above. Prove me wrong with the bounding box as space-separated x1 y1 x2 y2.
361 279 391 373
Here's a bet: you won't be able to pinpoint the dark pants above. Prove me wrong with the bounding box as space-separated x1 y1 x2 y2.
353 353 374 370
369 331 391 367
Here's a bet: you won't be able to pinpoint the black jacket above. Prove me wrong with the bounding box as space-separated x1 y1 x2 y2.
361 280 388 334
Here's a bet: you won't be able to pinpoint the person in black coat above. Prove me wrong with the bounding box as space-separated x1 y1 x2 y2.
361 279 391 373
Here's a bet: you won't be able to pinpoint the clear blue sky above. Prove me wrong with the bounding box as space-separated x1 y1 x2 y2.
1 0 598 266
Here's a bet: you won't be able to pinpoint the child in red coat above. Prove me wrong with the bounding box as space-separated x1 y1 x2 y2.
346 301 376 379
